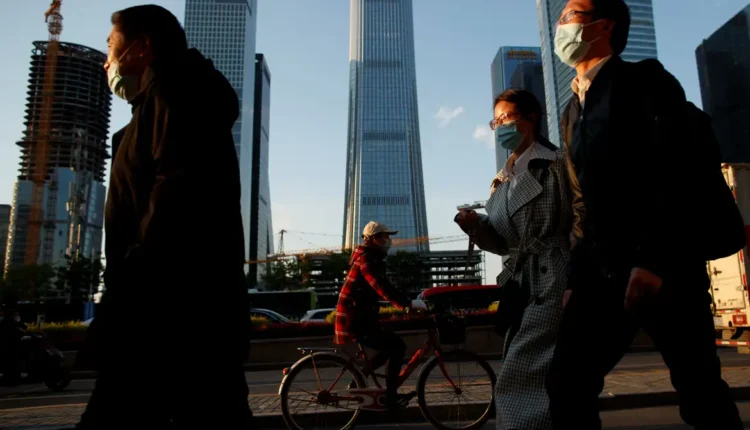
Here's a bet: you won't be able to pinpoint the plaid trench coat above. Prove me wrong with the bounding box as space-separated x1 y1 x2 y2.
474 143 575 430
333 245 410 345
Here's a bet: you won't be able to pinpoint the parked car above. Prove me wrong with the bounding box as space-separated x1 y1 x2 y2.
250 308 291 324
300 308 336 323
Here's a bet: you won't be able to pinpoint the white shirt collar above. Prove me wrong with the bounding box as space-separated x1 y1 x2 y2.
490 142 557 194
571 55 613 102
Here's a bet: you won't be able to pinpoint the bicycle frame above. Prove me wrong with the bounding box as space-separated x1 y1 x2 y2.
321 320 460 396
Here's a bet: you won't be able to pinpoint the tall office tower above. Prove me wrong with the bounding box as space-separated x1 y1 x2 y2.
184 0 259 270
537 0 658 144
249 53 274 287
5 42 111 273
0 205 10 274
696 4 750 163
342 0 429 252
490 47 546 171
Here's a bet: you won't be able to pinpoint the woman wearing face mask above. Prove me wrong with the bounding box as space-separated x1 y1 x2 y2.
455 89 578 430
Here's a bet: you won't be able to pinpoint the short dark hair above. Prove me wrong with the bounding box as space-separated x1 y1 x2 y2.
493 89 544 135
111 5 187 59
591 0 631 55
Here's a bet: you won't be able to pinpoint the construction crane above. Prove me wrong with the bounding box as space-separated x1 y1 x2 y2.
25 0 63 265
246 234 470 265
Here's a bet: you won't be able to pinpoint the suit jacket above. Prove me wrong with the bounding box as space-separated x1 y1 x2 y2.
561 55 689 277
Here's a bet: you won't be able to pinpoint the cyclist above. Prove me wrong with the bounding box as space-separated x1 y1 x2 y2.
334 221 420 410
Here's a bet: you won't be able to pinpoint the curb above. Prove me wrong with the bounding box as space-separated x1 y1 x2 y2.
253 386 750 429
68 345 658 380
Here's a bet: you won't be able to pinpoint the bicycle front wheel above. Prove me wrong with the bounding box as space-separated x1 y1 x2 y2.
280 352 366 430
417 350 496 430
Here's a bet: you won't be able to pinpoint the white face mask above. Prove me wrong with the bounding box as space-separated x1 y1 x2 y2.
107 43 140 101
554 21 602 67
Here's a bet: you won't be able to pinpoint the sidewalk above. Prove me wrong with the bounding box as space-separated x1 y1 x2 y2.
4 366 750 429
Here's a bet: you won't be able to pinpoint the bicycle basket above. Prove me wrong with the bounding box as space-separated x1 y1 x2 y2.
435 314 466 345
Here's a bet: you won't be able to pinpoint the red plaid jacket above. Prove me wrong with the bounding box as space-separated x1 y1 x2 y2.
333 245 409 345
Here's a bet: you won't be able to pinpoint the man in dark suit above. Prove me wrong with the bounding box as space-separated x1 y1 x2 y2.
76 5 252 429
545 1 743 429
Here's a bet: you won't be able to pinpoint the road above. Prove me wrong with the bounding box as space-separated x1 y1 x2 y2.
352 402 750 429
1 350 749 411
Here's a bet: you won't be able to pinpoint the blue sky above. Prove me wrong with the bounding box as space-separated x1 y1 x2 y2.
0 0 747 280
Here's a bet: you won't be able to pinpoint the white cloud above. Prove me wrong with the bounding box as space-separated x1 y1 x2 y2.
433 106 465 128
472 125 495 150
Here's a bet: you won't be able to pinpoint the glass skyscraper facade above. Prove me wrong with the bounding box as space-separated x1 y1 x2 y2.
490 47 546 171
342 0 429 252
537 0 658 145
696 5 750 164
250 53 274 286
184 0 258 268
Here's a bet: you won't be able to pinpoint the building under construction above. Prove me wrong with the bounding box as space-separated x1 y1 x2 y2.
297 249 485 297
5 41 111 272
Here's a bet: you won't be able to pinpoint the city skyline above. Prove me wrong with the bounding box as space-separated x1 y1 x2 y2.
537 0 659 145
0 1 746 282
342 0 430 251
184 0 259 271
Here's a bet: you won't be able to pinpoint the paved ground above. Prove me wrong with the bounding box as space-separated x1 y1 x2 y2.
2 350 750 429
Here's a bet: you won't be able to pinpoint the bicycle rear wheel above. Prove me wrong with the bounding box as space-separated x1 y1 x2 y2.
280 353 366 430
416 350 496 430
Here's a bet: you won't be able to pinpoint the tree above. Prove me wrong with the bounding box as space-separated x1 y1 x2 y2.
1 264 55 306
54 256 104 305
387 251 426 293
317 250 352 288
260 257 308 291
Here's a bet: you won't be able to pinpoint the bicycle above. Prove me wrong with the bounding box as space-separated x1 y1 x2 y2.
278 306 497 430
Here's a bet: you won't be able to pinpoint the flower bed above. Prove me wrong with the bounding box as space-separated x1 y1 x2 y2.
29 309 497 347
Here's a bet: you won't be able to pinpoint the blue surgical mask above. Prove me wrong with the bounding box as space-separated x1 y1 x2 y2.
107 43 139 101
496 122 524 151
554 22 602 67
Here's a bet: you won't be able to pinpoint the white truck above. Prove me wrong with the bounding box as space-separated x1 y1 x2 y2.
711 164 750 352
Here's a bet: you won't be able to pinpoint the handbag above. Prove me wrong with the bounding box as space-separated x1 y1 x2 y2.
493 168 549 336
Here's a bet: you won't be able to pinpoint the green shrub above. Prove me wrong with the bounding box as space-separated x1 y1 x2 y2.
325 311 336 324
26 321 87 333
251 315 270 326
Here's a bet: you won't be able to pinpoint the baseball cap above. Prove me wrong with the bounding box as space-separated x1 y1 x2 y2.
361 221 398 239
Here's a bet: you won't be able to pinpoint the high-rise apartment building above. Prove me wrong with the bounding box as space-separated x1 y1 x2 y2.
696 4 750 163
490 47 546 171
0 205 10 274
342 0 429 252
5 42 111 272
249 53 274 286
537 0 658 144
184 0 258 269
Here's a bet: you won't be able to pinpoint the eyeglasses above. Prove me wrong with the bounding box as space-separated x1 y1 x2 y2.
558 9 595 25
489 112 521 130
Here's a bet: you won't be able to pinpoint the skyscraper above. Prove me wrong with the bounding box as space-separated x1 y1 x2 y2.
342 0 429 251
6 42 111 271
0 205 10 274
490 47 546 171
696 4 750 163
184 0 258 269
249 53 274 286
537 0 658 144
